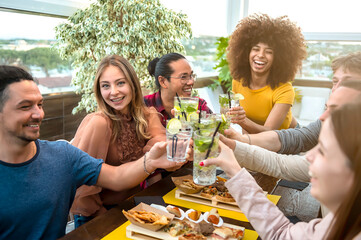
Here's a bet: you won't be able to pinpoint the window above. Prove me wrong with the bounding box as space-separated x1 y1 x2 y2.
160 0 229 77
0 11 74 94
247 0 361 33
248 0 361 81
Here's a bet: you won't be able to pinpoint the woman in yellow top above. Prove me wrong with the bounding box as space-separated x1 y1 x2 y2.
227 13 307 133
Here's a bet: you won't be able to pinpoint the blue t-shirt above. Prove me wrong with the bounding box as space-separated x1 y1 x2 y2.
0 140 103 240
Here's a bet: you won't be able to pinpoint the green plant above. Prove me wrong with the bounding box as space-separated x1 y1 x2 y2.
293 87 303 103
210 36 232 92
54 0 192 113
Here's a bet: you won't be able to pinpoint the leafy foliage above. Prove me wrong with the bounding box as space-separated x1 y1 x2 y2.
293 87 303 103
0 49 20 65
210 36 232 92
54 0 192 113
22 48 71 77
0 48 71 76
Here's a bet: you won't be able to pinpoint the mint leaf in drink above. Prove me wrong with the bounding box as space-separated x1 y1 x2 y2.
219 96 230 107
186 106 197 113
195 138 212 152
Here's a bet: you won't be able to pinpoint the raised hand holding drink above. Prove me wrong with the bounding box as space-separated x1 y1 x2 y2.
166 119 192 162
193 129 219 185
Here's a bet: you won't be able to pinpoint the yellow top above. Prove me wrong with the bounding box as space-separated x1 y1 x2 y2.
232 80 294 130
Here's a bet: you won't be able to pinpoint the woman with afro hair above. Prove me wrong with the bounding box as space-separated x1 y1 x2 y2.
227 13 307 134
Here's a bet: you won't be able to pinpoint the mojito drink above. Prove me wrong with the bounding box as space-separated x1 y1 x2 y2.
213 113 230 135
219 93 244 114
193 117 217 134
193 130 219 185
219 94 231 115
174 97 199 121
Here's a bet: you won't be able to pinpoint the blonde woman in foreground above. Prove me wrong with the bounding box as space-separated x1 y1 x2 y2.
201 99 361 239
71 55 172 227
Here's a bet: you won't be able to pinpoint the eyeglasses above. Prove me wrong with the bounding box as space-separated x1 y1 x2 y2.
168 73 197 83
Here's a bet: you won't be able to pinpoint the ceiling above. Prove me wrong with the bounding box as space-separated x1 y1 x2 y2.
0 0 93 18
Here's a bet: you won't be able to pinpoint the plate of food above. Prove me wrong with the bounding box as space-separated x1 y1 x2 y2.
125 205 246 240
127 218 245 239
172 175 205 194
122 203 173 231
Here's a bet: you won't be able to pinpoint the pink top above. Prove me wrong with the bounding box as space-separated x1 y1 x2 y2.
225 169 361 239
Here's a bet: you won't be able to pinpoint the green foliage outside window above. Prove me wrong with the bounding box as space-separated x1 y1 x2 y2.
54 0 192 114
210 36 232 92
0 48 71 77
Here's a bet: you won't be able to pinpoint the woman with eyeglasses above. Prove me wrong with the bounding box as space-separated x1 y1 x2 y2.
227 13 307 134
144 53 212 127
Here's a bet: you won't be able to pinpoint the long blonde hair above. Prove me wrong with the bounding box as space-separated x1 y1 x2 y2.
326 98 361 239
94 55 150 142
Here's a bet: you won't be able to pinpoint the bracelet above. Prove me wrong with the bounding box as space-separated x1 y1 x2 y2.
245 133 252 145
143 153 155 175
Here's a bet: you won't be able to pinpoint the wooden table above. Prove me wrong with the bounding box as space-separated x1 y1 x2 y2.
60 162 318 240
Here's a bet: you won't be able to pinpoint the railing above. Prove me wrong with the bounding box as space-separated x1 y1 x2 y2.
194 76 333 89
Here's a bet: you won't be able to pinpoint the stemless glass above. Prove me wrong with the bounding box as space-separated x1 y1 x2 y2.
193 130 219 185
219 94 231 115
174 96 199 122
166 122 192 162
192 113 217 134
219 93 241 114
212 113 231 135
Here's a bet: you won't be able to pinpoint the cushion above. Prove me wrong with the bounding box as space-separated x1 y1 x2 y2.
299 96 326 121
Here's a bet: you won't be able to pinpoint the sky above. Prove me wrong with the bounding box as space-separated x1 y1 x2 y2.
0 0 360 40
0 11 65 40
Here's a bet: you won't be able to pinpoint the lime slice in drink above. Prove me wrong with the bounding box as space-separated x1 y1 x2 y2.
233 93 244 101
187 112 199 122
174 105 181 111
167 118 182 134
221 114 227 123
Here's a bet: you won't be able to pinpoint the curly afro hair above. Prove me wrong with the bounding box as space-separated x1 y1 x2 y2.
227 13 307 89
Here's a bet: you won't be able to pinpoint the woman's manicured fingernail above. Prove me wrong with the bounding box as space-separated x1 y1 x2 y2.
200 162 204 166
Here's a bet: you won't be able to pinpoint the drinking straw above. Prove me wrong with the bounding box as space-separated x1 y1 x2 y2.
197 110 202 131
175 93 187 120
204 121 221 159
172 134 178 158
227 91 231 109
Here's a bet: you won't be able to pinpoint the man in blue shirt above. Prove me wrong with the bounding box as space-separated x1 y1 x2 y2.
0 65 183 240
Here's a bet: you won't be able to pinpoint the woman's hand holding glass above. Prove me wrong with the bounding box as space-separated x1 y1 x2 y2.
200 141 242 179
227 106 246 125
